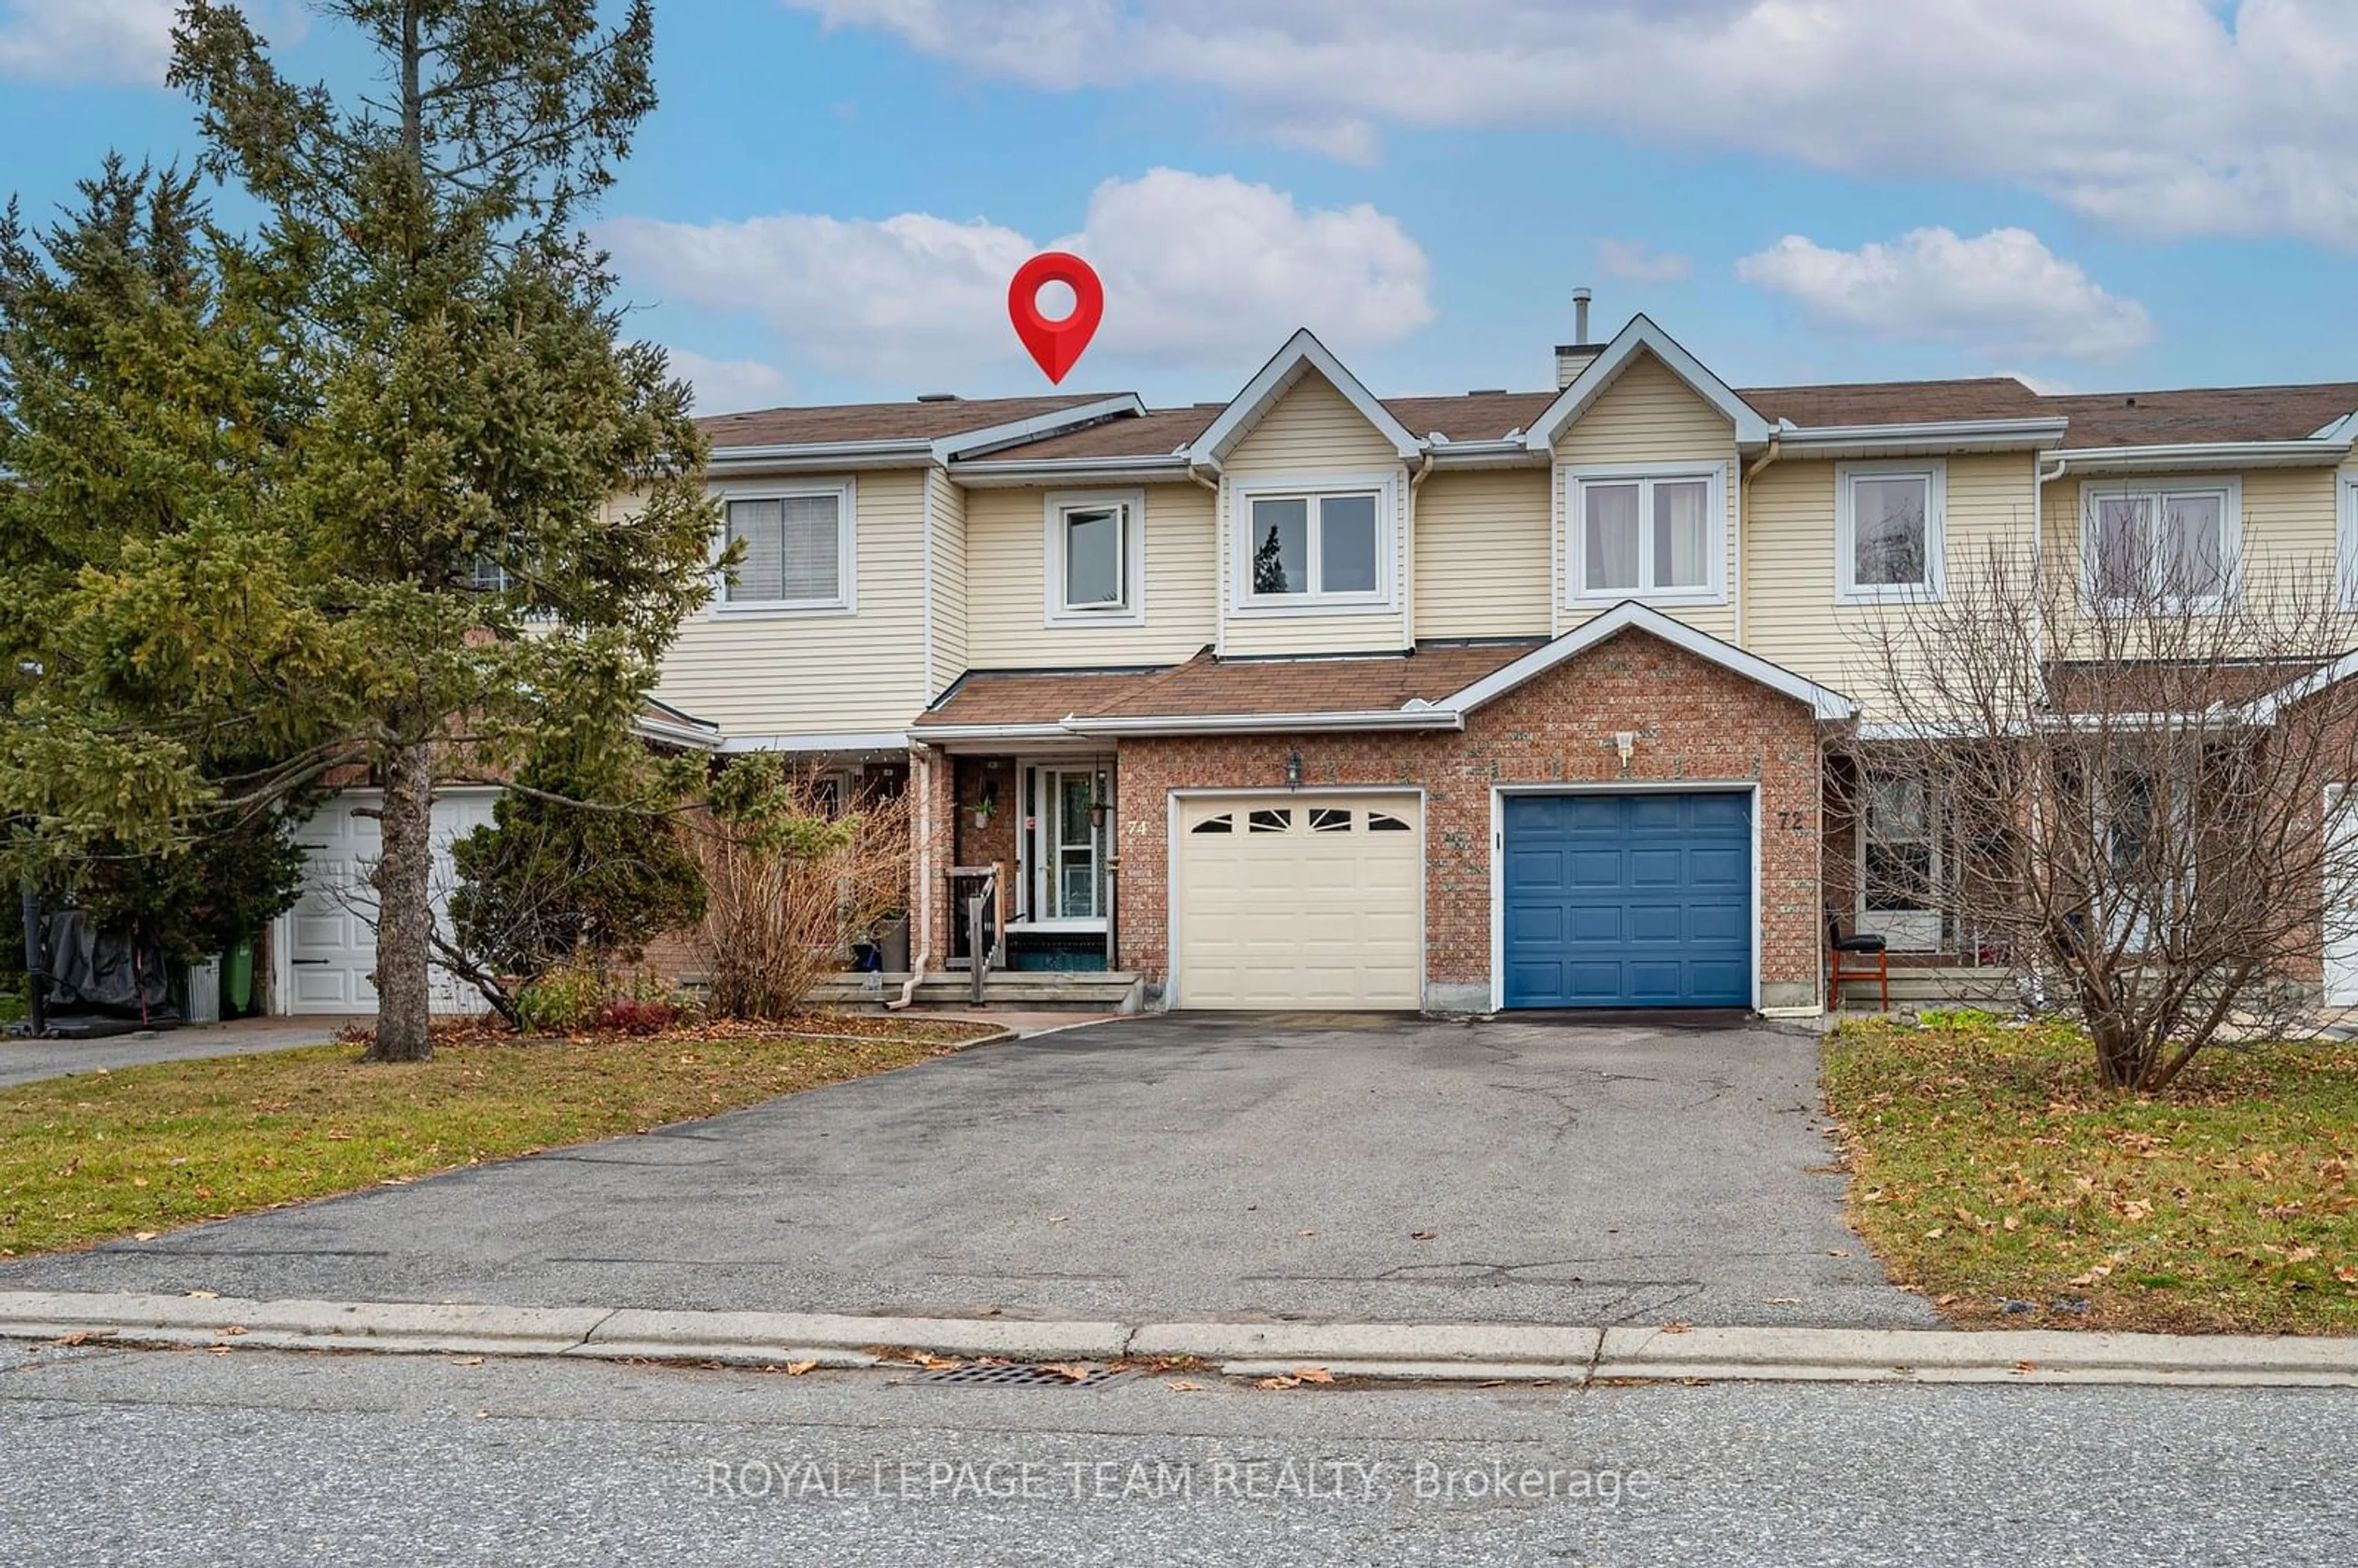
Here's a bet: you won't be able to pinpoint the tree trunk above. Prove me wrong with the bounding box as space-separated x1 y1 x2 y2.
366 738 436 1063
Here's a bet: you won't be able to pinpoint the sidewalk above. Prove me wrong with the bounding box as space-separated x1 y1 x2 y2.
2 1289 2351 1388
0 1015 364 1088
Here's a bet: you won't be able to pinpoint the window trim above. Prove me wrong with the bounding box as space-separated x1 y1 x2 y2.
1229 471 1401 617
2077 475 2241 613
1042 488 1147 627
2339 475 2358 612
1562 460 1728 608
1835 459 1947 604
710 477 857 618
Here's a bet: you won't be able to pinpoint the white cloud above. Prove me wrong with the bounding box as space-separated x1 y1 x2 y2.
0 0 176 83
1735 227 2154 360
1595 239 1692 284
666 349 794 416
788 0 2358 249
600 168 1433 384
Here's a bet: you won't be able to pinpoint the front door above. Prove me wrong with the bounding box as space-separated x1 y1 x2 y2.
1032 764 1110 924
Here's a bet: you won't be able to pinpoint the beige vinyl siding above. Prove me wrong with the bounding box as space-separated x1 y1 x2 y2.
1412 468 1552 639
1552 350 1739 643
653 468 930 740
927 466 967 699
962 481 1217 669
1745 453 2039 715
2044 465 2351 659
1220 371 1411 656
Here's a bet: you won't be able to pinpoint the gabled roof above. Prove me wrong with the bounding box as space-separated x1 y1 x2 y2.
1443 601 1858 721
1523 315 1773 452
1183 328 1423 465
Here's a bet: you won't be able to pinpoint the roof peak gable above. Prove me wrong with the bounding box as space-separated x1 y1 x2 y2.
1523 314 1771 452
1186 328 1422 467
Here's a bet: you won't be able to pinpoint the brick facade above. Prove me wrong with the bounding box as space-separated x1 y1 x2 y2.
1113 627 1827 1011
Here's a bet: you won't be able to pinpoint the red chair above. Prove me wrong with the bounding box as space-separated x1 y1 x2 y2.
1826 908 1889 1014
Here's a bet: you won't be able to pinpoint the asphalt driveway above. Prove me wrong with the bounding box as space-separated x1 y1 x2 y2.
0 1012 1936 1329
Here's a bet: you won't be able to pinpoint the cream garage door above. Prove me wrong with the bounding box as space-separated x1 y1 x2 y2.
281 790 501 1015
1173 794 1423 1009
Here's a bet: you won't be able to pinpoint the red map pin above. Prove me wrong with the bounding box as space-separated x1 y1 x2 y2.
1008 251 1104 384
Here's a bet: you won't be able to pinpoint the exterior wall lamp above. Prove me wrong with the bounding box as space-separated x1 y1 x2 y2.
1285 751 1304 790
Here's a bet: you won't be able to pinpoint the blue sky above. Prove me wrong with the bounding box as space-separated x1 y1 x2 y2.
4 1 2356 414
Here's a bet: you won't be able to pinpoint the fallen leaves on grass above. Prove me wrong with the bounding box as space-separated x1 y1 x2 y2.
0 1012 996 1256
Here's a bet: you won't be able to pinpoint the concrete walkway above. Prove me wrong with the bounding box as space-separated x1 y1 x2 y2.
0 1015 365 1088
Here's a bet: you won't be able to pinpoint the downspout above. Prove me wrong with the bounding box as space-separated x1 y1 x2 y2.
2035 451 2070 704
1404 451 1433 649
1739 435 1781 648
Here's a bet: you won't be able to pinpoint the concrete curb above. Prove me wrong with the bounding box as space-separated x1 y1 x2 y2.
4 1292 2356 1386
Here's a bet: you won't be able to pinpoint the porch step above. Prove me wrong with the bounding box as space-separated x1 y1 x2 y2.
1832 965 2017 1009
808 971 1146 1012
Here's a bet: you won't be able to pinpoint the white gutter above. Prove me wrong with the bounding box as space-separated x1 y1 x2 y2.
1060 707 1467 738
2053 440 2353 473
1772 417 2071 457
951 454 1193 488
631 715 724 751
905 721 1082 745
1423 438 1547 470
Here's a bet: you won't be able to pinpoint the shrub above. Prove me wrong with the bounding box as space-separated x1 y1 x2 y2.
594 998 679 1036
512 965 610 1034
697 761 910 1020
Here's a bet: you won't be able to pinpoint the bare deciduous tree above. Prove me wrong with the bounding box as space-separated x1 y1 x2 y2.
1848 530 2358 1091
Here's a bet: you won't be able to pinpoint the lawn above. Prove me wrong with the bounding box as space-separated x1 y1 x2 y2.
0 1014 997 1257
1824 1013 2358 1335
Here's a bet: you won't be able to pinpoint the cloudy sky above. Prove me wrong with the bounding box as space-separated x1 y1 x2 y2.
4 1 2356 413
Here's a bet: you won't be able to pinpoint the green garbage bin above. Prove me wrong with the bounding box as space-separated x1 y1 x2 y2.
224 938 254 1018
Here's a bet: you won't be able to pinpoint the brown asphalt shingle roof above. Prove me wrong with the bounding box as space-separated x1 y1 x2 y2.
1735 378 2049 429
697 393 1121 451
2041 383 2358 448
959 405 1218 462
913 641 1546 729
699 362 2358 461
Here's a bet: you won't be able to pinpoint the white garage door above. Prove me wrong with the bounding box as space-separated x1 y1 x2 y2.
1173 793 1423 1010
279 790 500 1015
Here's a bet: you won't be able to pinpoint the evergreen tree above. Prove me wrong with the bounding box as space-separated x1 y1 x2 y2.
1 3 718 1060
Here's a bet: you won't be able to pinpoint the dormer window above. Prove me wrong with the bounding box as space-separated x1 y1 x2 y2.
1044 489 1145 626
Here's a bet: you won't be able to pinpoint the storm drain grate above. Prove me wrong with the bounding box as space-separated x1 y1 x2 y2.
912 1363 1121 1389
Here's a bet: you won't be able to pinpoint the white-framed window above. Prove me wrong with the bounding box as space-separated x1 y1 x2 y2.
714 479 855 614
1230 473 1398 614
2338 475 2358 611
1836 460 1946 603
2078 476 2239 611
1564 462 1726 607
1043 489 1145 626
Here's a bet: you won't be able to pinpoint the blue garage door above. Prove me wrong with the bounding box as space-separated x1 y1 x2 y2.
1502 792 1752 1009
